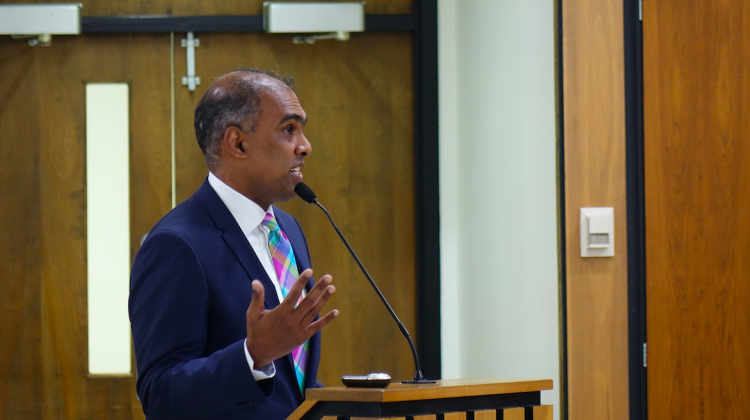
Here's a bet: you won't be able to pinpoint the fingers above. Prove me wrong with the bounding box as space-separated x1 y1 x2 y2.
306 309 340 335
300 281 336 324
301 274 333 305
247 280 265 318
246 273 338 367
277 270 338 330
281 269 313 307
279 271 337 324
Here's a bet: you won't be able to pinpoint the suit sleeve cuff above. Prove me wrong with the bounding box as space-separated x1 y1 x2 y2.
244 338 276 381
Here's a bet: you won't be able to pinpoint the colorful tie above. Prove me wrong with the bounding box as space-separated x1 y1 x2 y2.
261 212 310 394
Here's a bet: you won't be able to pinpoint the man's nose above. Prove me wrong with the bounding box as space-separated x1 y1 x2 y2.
296 135 312 157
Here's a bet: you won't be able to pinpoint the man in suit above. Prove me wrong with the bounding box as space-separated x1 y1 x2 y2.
129 69 338 420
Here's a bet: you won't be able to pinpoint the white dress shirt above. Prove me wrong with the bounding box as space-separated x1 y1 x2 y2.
207 172 291 380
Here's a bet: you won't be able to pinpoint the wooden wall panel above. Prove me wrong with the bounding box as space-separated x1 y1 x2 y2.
473 409 495 420
0 35 172 419
562 0 629 419
316 407 552 420
172 31 416 386
12 0 412 16
533 405 554 420
0 42 44 420
503 407 525 420
643 1 750 418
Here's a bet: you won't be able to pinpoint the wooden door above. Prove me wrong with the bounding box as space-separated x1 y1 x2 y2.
172 31 417 385
1 2 416 419
0 35 172 419
643 1 750 418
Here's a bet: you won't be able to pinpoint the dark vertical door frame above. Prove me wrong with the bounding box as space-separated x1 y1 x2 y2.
412 0 441 380
81 9 443 379
623 0 648 419
554 0 568 418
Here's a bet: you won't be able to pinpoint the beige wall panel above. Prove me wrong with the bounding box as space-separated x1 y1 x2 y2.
562 0 629 419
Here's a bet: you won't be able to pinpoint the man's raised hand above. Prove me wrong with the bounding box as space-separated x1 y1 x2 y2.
245 269 338 368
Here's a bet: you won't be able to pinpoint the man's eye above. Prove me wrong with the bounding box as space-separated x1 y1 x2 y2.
284 125 294 134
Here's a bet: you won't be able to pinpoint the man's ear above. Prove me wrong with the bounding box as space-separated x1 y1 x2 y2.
222 126 248 158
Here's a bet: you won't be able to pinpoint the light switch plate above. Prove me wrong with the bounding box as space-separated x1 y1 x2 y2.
580 207 614 257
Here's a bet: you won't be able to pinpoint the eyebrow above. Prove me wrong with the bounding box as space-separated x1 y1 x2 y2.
279 113 307 127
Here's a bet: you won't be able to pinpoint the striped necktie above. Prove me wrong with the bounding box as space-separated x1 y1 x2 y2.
261 212 310 394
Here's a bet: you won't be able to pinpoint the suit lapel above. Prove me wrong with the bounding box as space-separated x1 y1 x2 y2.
194 181 319 392
194 179 281 309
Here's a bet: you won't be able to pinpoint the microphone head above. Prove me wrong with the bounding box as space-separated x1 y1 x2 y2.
294 182 317 204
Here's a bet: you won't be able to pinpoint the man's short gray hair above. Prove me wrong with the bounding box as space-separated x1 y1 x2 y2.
194 69 295 170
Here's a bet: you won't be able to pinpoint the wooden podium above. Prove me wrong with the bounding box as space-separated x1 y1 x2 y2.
287 378 553 420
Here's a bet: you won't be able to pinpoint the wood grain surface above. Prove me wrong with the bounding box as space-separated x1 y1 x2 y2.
305 378 553 403
503 407 524 420
11 0 412 16
290 380 552 420
643 1 750 419
562 0 630 419
300 407 551 420
0 34 172 419
322 407 549 420
533 405 553 420
173 31 416 386
302 407 552 420
0 38 44 420
473 409 495 420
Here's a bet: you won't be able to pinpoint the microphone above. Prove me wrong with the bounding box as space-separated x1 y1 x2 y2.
294 182 317 204
294 182 435 384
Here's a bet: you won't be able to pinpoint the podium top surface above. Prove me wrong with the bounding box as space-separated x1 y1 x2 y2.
305 378 553 403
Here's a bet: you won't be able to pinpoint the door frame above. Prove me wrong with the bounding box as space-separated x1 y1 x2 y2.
79 1 442 379
623 0 647 418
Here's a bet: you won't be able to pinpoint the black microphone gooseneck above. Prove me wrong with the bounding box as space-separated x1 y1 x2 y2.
294 182 434 384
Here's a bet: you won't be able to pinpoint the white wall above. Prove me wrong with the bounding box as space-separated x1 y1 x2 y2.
439 0 560 418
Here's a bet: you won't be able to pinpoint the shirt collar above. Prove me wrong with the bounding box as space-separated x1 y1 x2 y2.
207 172 274 236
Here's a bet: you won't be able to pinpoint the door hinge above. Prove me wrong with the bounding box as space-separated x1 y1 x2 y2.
643 343 647 367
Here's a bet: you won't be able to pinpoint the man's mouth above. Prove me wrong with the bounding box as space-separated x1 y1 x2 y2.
289 167 303 181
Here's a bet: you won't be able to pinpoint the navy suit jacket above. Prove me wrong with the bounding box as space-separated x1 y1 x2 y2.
129 179 321 420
